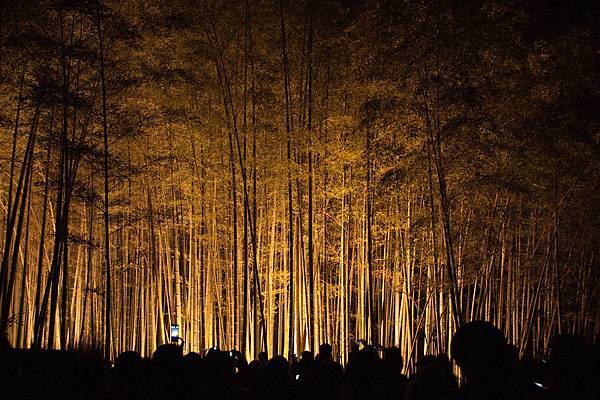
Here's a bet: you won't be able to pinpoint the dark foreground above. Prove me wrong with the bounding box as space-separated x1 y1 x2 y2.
1 321 598 400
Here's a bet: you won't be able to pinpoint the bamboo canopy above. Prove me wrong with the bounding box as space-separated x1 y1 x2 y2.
0 0 598 368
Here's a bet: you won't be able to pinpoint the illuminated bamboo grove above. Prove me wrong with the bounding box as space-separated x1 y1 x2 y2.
0 0 598 367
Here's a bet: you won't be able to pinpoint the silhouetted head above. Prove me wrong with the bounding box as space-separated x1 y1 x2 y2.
383 347 403 371
416 354 438 373
258 351 268 364
345 346 384 397
451 320 510 381
359 345 380 362
205 349 236 385
183 351 201 363
152 344 183 370
266 355 289 383
114 351 142 380
406 353 458 400
350 346 382 377
318 343 333 361
300 350 314 361
182 351 203 373
206 346 220 357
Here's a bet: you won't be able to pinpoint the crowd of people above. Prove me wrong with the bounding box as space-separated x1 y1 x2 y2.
0 321 598 399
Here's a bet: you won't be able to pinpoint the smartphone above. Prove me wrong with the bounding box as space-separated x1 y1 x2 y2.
170 324 179 342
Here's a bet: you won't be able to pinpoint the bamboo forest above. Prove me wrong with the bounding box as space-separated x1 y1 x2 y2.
0 0 598 368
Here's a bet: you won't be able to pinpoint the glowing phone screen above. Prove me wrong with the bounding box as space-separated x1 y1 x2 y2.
170 324 179 341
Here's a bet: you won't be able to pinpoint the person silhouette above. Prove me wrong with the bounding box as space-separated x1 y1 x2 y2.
258 351 269 367
451 320 544 400
305 344 343 400
293 350 314 383
265 355 292 400
344 345 385 400
147 344 184 400
547 334 597 399
405 354 457 400
381 347 408 400
112 351 145 400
